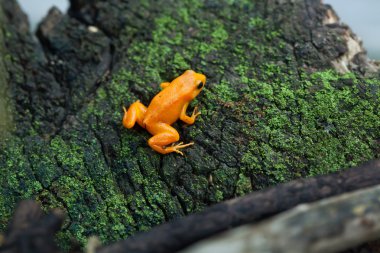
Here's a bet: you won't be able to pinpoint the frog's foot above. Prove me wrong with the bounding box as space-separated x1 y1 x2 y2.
191 106 201 119
165 142 194 156
148 123 194 155
180 104 201 125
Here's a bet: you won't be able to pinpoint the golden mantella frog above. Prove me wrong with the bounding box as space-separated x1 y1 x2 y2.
123 70 206 155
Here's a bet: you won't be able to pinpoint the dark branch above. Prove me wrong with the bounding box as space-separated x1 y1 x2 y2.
0 201 65 253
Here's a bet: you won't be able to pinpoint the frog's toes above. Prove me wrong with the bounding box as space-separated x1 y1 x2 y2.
165 142 194 155
174 149 184 156
190 108 200 120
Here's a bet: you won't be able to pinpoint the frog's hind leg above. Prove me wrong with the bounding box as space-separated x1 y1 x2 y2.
147 123 194 155
123 100 147 129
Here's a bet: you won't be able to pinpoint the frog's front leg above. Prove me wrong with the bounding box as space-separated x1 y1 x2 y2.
123 100 147 129
147 123 193 155
179 102 201 125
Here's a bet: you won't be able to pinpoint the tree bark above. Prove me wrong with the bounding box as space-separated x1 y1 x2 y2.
97 159 380 253
2 160 380 253
181 184 380 253
0 0 379 250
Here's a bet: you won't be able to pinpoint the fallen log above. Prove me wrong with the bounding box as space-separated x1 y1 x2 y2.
97 159 380 253
1 160 380 253
181 184 380 253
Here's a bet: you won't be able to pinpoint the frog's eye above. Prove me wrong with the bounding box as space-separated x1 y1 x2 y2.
197 81 204 89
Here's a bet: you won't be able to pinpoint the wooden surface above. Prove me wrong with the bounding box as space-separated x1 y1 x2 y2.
97 160 380 253
182 184 380 253
0 0 379 251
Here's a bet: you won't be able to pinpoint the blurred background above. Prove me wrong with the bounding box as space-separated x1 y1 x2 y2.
18 0 68 30
17 0 380 60
324 0 380 60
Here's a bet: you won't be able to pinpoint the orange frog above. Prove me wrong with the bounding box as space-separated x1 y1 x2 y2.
123 70 206 155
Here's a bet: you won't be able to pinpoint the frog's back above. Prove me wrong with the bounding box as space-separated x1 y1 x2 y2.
144 85 188 126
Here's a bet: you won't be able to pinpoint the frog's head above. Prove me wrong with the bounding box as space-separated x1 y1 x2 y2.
183 70 206 99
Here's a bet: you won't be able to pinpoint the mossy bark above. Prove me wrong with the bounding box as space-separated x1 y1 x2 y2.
183 183 380 253
0 0 379 249
97 159 380 253
0 5 12 138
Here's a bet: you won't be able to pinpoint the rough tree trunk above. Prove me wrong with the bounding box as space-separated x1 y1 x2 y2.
0 0 379 250
95 159 380 253
2 160 380 253
182 184 380 253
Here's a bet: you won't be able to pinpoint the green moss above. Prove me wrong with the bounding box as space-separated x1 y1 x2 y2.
173 52 190 70
215 80 239 103
211 25 229 44
0 7 13 139
242 69 380 185
236 173 252 196
249 17 266 29
51 136 85 173
213 189 224 202
0 137 42 230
